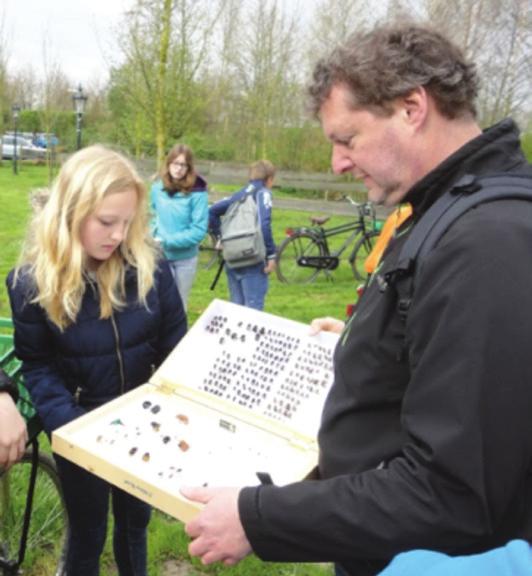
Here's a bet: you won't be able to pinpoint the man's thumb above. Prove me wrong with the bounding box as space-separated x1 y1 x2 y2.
180 485 211 504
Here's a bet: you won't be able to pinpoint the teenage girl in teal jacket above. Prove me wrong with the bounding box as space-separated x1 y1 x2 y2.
151 144 208 310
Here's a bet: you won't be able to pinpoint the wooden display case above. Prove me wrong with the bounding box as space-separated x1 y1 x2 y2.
52 299 339 522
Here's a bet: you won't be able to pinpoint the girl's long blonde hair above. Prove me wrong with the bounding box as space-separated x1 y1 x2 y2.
16 145 158 330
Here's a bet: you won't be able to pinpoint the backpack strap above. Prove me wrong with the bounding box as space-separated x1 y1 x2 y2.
243 182 259 198
229 183 260 213
385 172 532 324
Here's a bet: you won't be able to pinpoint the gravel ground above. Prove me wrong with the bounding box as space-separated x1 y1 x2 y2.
161 559 200 575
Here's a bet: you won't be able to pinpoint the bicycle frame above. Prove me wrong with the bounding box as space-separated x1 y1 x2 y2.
320 221 367 259
0 415 43 575
277 196 377 282
288 217 368 261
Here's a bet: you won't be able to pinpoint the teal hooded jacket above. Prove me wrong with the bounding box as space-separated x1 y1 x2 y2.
150 175 208 261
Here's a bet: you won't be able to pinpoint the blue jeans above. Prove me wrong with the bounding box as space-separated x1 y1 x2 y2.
167 256 198 311
55 455 151 576
225 262 269 310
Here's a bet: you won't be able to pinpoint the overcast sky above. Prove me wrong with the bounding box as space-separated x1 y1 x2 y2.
3 0 134 88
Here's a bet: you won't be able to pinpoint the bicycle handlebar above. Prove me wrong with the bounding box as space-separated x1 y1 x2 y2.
341 195 376 218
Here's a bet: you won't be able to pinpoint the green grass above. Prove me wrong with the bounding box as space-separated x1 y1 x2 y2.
0 164 365 576
0 163 49 318
190 207 361 327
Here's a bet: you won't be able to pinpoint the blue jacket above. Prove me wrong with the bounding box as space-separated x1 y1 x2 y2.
6 260 187 434
208 179 276 259
151 175 209 261
377 540 532 576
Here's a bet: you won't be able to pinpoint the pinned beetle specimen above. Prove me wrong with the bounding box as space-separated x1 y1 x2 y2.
176 414 189 425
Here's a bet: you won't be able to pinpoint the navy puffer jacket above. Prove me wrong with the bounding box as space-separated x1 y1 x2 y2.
6 260 187 434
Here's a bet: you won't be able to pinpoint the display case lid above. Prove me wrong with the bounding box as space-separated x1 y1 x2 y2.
150 299 339 442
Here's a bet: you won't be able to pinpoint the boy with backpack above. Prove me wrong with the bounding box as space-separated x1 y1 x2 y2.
208 160 276 310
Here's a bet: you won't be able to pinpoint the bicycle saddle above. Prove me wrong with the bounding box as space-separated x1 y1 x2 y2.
310 215 330 225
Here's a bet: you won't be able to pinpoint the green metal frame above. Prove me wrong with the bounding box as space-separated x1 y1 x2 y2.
0 317 20 380
0 317 36 423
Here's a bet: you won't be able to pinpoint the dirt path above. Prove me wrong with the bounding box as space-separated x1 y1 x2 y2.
161 559 200 575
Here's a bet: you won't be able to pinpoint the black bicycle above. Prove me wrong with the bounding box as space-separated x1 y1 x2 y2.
0 319 69 576
198 230 222 271
275 197 379 284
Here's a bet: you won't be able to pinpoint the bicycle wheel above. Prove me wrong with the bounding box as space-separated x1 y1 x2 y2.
350 230 379 282
0 450 69 576
276 232 325 284
198 232 221 270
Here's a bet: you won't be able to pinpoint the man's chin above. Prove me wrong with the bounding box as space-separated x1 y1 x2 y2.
366 188 386 206
368 186 406 207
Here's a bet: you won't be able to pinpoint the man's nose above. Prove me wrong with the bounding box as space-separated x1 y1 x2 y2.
331 147 354 175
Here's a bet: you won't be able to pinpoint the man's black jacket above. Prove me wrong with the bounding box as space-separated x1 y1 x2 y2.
239 119 532 575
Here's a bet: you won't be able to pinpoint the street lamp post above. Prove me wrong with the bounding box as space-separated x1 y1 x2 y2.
72 84 88 150
12 104 21 175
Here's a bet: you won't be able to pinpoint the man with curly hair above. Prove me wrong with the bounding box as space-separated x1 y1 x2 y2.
182 23 532 576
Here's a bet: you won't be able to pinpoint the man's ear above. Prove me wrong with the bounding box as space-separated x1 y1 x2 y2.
399 86 428 128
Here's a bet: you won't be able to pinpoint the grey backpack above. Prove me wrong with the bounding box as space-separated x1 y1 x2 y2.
220 183 266 269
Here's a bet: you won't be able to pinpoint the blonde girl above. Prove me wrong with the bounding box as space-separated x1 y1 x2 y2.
8 145 186 576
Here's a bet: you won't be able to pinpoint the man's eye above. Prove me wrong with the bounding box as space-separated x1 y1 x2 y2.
335 136 353 147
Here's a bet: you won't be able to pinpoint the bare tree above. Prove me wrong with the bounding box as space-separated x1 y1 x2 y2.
204 0 243 141
307 0 370 58
476 0 532 124
111 0 226 162
228 0 304 160
0 10 9 165
418 0 532 126
9 67 39 110
0 9 9 144
40 34 71 181
154 0 172 166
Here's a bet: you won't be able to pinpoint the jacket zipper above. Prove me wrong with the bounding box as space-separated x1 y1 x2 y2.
110 313 126 395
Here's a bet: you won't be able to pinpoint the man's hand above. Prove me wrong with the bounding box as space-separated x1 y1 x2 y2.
181 486 252 566
309 316 345 336
264 259 276 274
0 392 27 469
